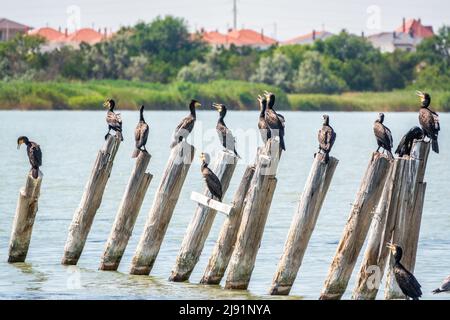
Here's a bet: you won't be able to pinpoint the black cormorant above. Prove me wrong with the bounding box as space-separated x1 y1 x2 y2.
373 113 393 159
132 105 149 158
263 91 286 151
395 126 424 157
432 275 450 294
104 99 123 141
212 103 239 158
386 243 422 300
417 91 440 153
200 152 223 202
317 114 336 163
17 136 42 179
170 99 201 148
257 95 271 144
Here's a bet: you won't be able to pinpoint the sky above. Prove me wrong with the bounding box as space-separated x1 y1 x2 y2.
1 0 450 40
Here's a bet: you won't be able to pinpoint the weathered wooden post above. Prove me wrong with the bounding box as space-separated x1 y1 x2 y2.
319 152 391 300
352 161 400 299
224 139 280 290
385 140 430 300
8 171 43 263
270 154 338 295
130 141 195 275
100 151 153 271
169 151 238 282
62 135 121 265
200 165 255 284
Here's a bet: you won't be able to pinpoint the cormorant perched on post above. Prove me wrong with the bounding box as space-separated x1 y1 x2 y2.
17 136 42 179
257 95 271 144
417 91 440 153
386 243 422 300
104 99 123 141
170 99 201 148
432 275 450 294
395 126 424 157
263 91 286 151
373 113 394 159
212 103 239 158
200 152 223 202
317 114 336 163
132 105 149 158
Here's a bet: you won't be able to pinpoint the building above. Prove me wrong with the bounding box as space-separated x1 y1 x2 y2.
0 18 31 41
197 28 277 49
368 18 434 53
282 30 334 45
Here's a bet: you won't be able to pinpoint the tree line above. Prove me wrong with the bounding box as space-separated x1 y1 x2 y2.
1 16 449 94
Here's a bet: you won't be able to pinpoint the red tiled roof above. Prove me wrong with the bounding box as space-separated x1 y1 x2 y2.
66 28 104 44
395 19 434 38
199 28 277 47
28 27 65 42
283 30 333 45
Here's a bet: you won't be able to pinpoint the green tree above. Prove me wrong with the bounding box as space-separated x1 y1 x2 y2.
293 51 347 94
177 60 214 82
250 52 293 91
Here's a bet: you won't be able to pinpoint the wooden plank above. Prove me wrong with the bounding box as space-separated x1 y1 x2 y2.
200 165 256 285
190 191 233 216
169 151 238 282
62 135 121 265
129 141 195 275
8 171 43 263
100 151 153 271
270 154 339 295
319 152 392 300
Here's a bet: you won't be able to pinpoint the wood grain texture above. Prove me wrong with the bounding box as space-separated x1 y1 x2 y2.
8 171 43 263
100 151 152 271
62 135 121 265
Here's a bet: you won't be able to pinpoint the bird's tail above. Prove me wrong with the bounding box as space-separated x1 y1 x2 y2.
131 148 140 158
432 138 439 154
325 152 330 164
280 136 286 151
432 288 442 294
116 131 123 141
31 168 39 179
234 148 241 159
387 150 394 160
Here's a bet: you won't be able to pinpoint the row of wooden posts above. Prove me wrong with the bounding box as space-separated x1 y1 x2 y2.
7 134 430 299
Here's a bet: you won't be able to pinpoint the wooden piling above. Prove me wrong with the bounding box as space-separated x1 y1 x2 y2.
224 139 280 290
100 151 153 271
200 165 255 285
319 152 391 300
8 171 43 263
270 154 339 295
130 141 195 275
169 151 238 282
384 141 430 300
62 135 121 265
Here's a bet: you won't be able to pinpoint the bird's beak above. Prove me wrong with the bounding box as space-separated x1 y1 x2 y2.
17 144 20 150
212 103 219 110
416 91 425 100
103 101 109 108
386 242 395 250
195 102 202 108
263 90 269 95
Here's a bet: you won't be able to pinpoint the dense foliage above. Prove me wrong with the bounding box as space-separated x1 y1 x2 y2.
1 15 449 95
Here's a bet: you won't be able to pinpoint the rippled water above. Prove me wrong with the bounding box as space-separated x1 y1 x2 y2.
0 110 449 300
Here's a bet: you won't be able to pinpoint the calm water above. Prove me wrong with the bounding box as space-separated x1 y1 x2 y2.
0 110 449 300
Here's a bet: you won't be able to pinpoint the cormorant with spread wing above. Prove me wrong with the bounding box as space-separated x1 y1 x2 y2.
200 152 223 201
417 91 440 153
387 243 422 300
170 99 201 148
17 136 42 179
317 114 336 163
432 275 450 294
395 126 423 157
257 95 271 144
132 105 149 158
104 99 123 141
263 91 286 151
373 113 393 159
212 103 239 158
